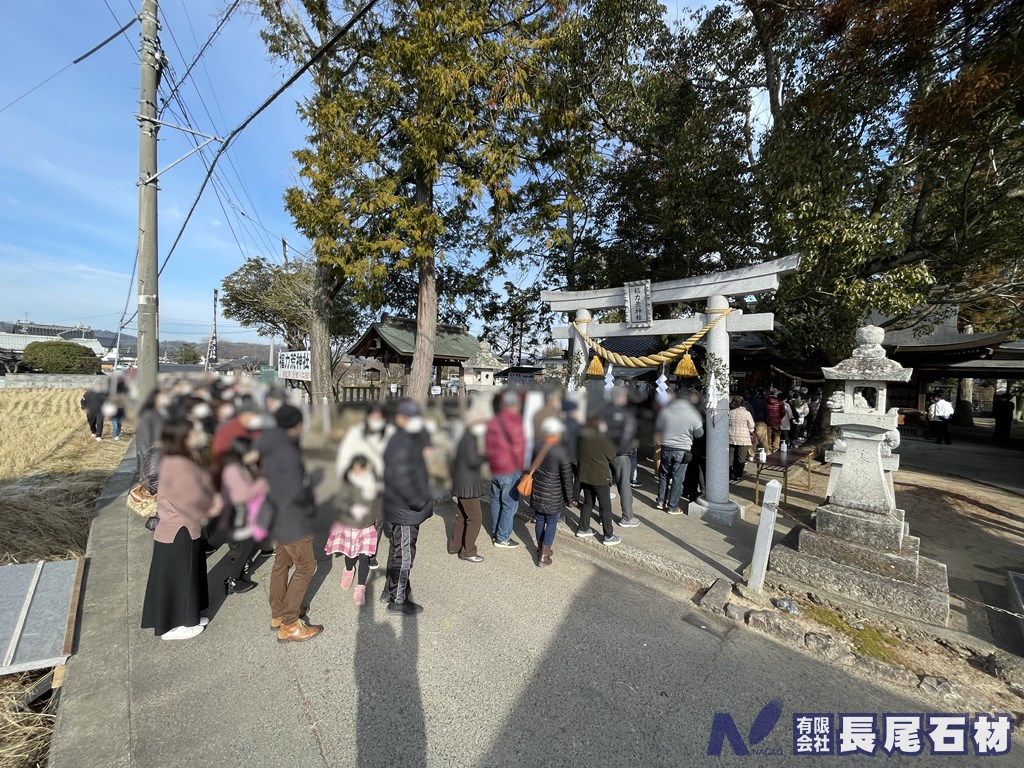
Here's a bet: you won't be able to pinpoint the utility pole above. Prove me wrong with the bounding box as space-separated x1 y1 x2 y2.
136 0 163 401
282 237 289 265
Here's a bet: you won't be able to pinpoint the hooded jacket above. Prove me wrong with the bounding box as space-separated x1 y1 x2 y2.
254 427 314 544
383 427 434 526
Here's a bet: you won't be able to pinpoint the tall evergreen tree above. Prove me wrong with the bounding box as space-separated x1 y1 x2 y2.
257 0 560 401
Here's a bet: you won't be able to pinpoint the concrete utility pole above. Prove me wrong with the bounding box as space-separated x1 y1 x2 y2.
136 0 163 401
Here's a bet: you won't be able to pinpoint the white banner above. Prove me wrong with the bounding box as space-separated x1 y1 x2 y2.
278 350 311 381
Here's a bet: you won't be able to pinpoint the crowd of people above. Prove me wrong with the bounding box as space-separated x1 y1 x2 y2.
116 373 836 646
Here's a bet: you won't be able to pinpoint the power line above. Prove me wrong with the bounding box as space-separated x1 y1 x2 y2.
157 0 380 276
159 0 241 117
0 15 139 114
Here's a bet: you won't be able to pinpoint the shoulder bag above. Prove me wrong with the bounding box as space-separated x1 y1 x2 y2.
516 441 553 498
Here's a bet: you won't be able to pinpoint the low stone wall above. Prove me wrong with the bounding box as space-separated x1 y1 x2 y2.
0 373 105 389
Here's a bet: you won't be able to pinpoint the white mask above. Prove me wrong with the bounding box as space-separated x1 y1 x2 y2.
349 470 378 501
366 418 386 433
470 424 487 437
404 416 424 434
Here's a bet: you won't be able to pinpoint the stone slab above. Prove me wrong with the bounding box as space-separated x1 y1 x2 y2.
814 503 905 552
768 544 950 626
853 656 920 688
797 528 921 581
746 610 805 644
698 578 733 614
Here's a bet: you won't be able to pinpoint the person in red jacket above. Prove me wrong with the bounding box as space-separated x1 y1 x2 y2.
485 390 526 548
765 389 785 453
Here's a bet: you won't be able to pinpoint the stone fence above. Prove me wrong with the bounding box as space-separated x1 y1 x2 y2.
0 373 106 390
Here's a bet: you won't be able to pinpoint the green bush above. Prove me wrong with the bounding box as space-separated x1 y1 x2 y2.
21 341 102 374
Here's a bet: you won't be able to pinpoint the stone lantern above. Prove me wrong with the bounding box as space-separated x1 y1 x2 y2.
769 326 950 626
463 340 503 391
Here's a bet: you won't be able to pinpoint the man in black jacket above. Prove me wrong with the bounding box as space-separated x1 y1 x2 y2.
382 398 433 616
255 404 323 642
605 387 639 528
81 381 107 441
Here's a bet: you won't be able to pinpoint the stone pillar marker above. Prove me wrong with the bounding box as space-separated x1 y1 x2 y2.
747 479 781 592
768 325 951 626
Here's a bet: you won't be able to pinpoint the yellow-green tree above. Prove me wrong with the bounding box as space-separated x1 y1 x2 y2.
257 0 560 402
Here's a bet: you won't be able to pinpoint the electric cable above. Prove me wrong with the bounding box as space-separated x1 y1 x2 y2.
158 0 380 277
0 16 139 114
159 0 242 117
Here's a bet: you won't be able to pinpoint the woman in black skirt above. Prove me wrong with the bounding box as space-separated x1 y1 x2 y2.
141 419 223 640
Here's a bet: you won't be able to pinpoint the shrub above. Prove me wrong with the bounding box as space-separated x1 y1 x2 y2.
21 341 102 374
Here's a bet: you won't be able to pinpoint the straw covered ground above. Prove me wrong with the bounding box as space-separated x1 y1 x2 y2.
0 387 130 768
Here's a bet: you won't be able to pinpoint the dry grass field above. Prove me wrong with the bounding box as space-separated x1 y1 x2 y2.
0 387 130 768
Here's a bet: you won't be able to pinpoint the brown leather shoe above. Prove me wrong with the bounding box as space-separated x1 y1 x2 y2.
270 606 310 630
542 546 553 566
277 620 323 642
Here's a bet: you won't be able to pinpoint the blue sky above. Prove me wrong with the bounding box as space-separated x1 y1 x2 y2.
0 1 703 345
0 1 314 343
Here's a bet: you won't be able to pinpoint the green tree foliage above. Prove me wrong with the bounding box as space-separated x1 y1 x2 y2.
21 341 102 374
220 257 364 350
174 344 201 366
595 1 1024 361
479 282 551 364
256 0 560 402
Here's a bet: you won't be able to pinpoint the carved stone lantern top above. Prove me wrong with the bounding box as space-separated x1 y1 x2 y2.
465 339 503 371
821 325 912 384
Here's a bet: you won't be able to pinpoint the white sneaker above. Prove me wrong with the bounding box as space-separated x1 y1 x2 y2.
94 436 102 442
161 625 205 640
114 436 121 441
199 617 209 627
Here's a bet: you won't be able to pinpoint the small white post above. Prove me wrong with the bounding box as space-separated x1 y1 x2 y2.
747 479 781 592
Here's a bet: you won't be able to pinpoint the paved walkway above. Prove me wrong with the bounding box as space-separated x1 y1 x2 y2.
48 430 1024 766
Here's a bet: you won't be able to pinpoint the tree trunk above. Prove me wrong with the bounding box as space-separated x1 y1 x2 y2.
565 203 577 368
310 262 334 408
407 174 437 405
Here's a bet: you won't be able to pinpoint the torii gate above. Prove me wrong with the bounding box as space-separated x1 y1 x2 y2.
541 254 801 527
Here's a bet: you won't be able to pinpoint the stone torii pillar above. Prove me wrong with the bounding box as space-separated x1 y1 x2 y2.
542 254 802 527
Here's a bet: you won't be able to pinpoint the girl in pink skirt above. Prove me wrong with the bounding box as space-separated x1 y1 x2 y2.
325 455 382 606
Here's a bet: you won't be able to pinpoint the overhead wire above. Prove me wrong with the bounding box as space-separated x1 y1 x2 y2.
157 0 380 277
159 0 242 117
0 15 139 114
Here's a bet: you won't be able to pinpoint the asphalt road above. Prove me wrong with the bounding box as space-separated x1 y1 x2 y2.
115 502 1019 768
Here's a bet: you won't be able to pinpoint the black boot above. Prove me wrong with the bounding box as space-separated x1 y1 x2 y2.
225 576 257 595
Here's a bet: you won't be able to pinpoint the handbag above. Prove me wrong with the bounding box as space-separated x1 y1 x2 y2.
127 483 157 518
516 441 554 498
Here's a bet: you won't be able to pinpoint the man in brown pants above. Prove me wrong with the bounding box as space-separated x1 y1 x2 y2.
254 404 322 642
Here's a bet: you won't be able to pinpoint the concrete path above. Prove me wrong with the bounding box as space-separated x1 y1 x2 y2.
49 449 1020 767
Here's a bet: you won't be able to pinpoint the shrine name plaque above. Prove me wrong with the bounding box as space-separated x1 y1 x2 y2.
624 280 653 328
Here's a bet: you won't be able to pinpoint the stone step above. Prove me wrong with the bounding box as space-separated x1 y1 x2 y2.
768 542 950 626
798 528 921 581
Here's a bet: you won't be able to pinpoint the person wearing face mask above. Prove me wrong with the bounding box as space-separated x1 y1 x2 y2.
254 404 324 642
448 413 488 562
576 415 621 546
335 406 394 569
381 398 434 615
325 455 383 607
135 390 165 466
141 419 223 640
529 417 574 566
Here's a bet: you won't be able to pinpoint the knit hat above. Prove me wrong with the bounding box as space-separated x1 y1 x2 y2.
275 404 303 430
